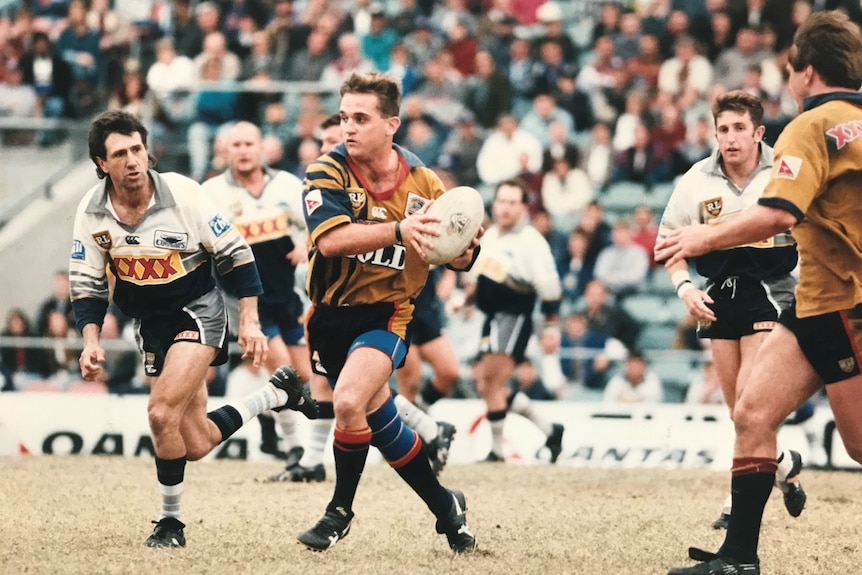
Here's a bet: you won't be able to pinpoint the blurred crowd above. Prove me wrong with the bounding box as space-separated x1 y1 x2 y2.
3 0 856 401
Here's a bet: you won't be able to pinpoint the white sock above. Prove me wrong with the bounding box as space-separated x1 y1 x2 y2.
272 409 300 450
159 482 183 520
509 391 552 436
775 446 796 485
232 383 286 424
490 416 506 456
721 493 732 515
393 393 438 443
298 419 333 467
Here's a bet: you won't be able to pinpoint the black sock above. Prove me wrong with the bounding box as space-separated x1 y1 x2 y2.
207 406 243 442
316 401 335 419
719 469 775 563
327 426 371 514
393 449 452 519
420 382 445 407
258 414 278 447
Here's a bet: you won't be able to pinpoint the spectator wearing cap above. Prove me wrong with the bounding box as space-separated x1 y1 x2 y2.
531 2 578 63
438 110 485 188
463 50 512 130
361 7 399 71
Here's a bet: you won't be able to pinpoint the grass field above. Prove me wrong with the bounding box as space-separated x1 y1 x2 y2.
1 456 859 575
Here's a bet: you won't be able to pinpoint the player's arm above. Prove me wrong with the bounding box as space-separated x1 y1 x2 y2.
656 204 797 268
665 259 715 322
237 295 266 367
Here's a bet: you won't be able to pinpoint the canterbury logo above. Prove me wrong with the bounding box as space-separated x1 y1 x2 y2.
112 253 182 284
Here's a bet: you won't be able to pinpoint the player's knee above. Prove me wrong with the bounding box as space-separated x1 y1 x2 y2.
147 403 181 437
332 391 366 420
733 401 776 439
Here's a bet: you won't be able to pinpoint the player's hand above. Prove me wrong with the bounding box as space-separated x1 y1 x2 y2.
681 287 716 322
399 207 442 259
286 245 307 265
655 224 713 268
79 343 106 381
238 324 268 367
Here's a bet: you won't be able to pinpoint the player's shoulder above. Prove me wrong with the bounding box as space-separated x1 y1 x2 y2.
75 179 106 214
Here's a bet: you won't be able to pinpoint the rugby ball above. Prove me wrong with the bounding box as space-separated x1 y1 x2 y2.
420 186 485 265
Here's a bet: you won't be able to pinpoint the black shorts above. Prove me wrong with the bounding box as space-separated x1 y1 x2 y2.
409 295 444 346
479 311 533 364
306 302 409 381
135 289 229 377
780 300 862 384
698 274 795 340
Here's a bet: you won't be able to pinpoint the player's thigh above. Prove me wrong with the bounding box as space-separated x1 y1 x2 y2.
734 326 821 451
476 353 515 391
419 335 460 386
286 343 312 383
736 331 769 397
150 342 217 414
709 339 741 412
824 374 862 462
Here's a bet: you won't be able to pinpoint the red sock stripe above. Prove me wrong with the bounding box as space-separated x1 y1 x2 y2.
387 434 423 469
731 457 778 477
333 426 372 452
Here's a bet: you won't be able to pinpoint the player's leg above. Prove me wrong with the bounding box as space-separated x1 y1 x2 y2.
395 344 423 401
825 374 862 464
417 334 461 405
285 374 333 482
669 324 820 574
475 351 516 461
263 335 306 470
707 338 742 528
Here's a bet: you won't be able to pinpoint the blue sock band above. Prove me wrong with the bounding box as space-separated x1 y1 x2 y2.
368 396 418 463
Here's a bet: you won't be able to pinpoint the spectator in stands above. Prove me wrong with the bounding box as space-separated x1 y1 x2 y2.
361 7 399 72
542 119 581 173
389 0 425 38
444 17 478 78
602 349 663 403
581 279 641 351
1 308 40 390
320 32 374 90
462 50 512 130
625 32 662 93
402 17 444 71
611 123 673 186
35 270 74 337
170 0 204 59
540 155 593 232
582 121 614 191
713 26 771 91
631 205 660 271
657 35 713 112
36 308 81 386
532 2 578 62
550 69 591 131
519 92 575 149
19 32 73 143
266 0 308 73
477 113 543 187
430 0 478 38
686 359 724 405
146 38 195 102
187 56 238 182
0 64 37 120
649 101 687 173
559 311 618 391
284 29 335 81
283 111 325 174
478 12 518 72
107 63 151 125
613 10 642 61
761 93 793 147
612 89 650 153
577 35 627 124
55 0 102 112
678 115 715 166
511 359 554 401
506 37 541 119
193 32 241 81
402 116 442 167
411 55 465 124
593 218 650 300
438 110 484 188
532 39 570 98
561 228 590 302
241 30 281 81
385 43 421 97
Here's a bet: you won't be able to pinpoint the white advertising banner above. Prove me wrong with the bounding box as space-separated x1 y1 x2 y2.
0 394 857 470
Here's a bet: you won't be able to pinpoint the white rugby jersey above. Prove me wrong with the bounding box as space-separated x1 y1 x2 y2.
655 144 797 281
471 220 562 316
70 170 262 330
203 168 306 312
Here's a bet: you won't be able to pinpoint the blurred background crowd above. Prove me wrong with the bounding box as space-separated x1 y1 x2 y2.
1 0 853 404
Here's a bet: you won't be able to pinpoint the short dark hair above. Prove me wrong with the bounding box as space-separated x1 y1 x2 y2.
340 72 401 118
712 89 764 128
495 179 530 204
789 10 862 90
320 112 341 130
88 110 150 179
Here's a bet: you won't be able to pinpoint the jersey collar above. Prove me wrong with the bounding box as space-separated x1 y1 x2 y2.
803 90 862 112
85 169 176 214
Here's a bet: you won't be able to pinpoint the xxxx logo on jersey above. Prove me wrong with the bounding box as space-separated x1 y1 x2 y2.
235 213 288 244
112 252 184 284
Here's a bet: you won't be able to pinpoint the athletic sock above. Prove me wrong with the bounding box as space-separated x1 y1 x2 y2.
488 409 507 456
155 455 186 520
420 381 445 407
774 447 795 485
327 425 371 514
718 457 777 563
393 393 438 443
208 383 285 442
509 390 552 436
272 409 301 451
